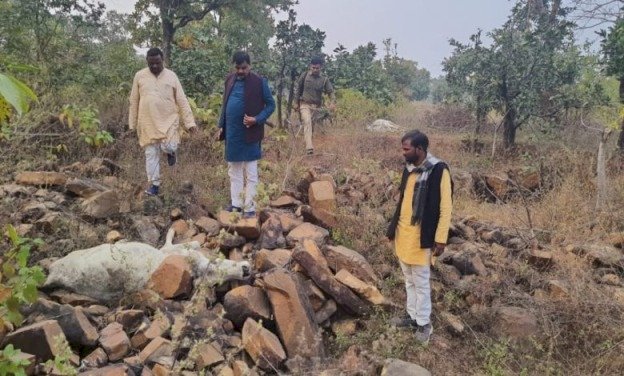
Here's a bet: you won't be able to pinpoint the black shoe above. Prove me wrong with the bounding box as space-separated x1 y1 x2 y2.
167 152 176 166
306 149 314 155
243 211 256 219
415 323 433 345
390 315 419 329
144 185 160 196
226 205 242 213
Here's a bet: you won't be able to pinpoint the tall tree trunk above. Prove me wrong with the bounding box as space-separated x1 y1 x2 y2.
286 69 298 120
596 129 611 211
503 105 517 148
276 64 286 128
160 13 175 67
550 0 561 23
618 77 624 152
530 0 546 14
473 95 485 152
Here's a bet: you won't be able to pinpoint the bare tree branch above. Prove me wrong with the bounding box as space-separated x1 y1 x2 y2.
568 0 623 27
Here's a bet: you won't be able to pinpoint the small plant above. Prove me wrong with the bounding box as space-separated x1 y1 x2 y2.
0 344 31 376
443 290 462 309
0 225 45 327
387 170 401 186
481 340 510 376
330 228 354 249
255 181 279 210
44 336 77 376
59 105 113 148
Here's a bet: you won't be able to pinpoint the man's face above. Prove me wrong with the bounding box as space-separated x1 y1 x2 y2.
310 63 322 76
402 139 424 164
147 55 164 76
235 62 251 78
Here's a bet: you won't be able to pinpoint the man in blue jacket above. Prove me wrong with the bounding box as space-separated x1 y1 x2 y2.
217 51 275 218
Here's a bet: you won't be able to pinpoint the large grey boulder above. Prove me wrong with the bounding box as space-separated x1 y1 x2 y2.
381 359 431 376
367 119 405 132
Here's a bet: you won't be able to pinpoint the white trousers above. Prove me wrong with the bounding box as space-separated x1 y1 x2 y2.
145 141 177 186
399 250 432 326
228 160 258 212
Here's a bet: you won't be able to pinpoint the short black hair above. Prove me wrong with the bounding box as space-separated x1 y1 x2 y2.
232 51 251 65
401 129 429 151
146 48 163 58
311 56 324 65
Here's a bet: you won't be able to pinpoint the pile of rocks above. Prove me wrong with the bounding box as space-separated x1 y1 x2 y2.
429 216 624 341
0 167 420 376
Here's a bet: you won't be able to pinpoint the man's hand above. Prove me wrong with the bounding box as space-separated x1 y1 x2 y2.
243 114 257 128
432 242 446 257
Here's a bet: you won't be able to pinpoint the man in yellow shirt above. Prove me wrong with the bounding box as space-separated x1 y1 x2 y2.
129 47 198 196
387 129 453 345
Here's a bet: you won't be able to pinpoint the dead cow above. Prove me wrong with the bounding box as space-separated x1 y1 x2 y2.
44 228 250 302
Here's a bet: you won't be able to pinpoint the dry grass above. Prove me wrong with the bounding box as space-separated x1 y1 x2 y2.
99 103 624 375
303 104 624 375
2 98 624 375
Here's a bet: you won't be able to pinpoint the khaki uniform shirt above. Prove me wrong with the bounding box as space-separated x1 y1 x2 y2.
295 71 335 106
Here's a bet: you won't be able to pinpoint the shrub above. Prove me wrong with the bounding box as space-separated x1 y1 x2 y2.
335 89 386 126
0 225 45 327
0 344 30 376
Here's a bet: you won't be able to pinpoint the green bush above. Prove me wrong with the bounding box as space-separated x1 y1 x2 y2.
0 225 45 327
59 105 114 148
0 344 30 376
335 88 386 126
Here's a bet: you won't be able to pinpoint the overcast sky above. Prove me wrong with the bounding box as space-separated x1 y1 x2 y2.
101 0 601 77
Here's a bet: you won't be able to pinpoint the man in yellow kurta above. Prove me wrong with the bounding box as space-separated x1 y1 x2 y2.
387 129 452 345
129 47 197 196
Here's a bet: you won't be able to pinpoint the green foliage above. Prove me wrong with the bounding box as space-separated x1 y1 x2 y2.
131 0 294 65
0 225 45 327
0 0 105 86
0 344 30 376
481 340 511 376
169 0 287 98
0 73 37 117
171 33 229 98
444 30 496 132
383 38 431 101
429 77 450 103
326 43 395 105
334 89 385 125
273 9 326 125
189 96 221 129
59 105 113 148
330 227 354 249
44 336 77 376
255 181 280 210
600 18 624 84
444 3 584 146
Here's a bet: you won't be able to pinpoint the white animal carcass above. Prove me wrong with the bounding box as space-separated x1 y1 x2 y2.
44 229 250 302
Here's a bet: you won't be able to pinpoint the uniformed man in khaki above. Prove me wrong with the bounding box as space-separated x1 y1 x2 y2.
293 57 336 155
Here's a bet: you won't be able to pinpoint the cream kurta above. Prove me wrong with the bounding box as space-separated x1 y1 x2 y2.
395 169 452 266
129 68 196 148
